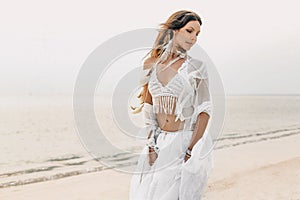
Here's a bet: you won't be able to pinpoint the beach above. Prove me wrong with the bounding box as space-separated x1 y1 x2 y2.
1 95 300 199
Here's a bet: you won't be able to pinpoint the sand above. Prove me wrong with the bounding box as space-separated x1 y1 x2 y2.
1 95 300 199
1 131 299 200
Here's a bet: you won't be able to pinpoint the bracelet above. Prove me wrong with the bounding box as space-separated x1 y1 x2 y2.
186 148 192 156
185 153 191 157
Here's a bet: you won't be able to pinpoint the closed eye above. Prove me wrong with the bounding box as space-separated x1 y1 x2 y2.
186 29 200 36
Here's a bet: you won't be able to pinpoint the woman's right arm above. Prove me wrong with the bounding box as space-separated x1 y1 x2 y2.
141 57 156 137
141 58 159 166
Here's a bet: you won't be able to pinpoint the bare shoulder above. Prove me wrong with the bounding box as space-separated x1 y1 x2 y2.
143 57 157 70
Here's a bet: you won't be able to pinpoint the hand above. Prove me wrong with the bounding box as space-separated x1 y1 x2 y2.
148 147 158 166
184 153 191 163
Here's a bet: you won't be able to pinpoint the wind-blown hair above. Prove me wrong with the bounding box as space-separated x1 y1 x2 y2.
148 10 202 59
131 10 202 113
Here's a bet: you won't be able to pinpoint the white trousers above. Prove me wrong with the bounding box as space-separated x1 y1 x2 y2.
130 128 214 200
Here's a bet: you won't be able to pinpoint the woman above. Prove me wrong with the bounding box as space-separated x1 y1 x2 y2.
130 10 214 200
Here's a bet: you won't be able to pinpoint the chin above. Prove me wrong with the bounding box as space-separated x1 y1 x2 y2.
184 44 193 50
184 46 191 51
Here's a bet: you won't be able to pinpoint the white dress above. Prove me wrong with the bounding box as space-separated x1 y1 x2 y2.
130 54 214 200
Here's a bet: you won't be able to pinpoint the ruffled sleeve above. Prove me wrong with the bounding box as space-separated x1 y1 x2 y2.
136 64 158 142
138 102 158 134
189 59 212 127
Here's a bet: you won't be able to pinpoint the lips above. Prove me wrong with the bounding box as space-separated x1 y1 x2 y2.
186 42 193 45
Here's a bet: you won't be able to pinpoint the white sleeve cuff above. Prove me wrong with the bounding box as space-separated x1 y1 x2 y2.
191 101 211 125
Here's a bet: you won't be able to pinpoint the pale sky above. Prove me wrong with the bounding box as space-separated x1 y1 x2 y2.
0 0 299 95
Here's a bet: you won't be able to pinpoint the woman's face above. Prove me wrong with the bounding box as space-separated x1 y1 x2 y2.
173 20 201 51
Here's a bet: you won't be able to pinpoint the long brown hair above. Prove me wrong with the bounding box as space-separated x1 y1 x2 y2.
131 10 202 113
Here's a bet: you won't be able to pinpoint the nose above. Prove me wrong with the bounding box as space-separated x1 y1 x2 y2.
191 35 197 42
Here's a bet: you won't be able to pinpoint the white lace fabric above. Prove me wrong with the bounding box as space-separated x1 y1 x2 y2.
145 55 212 131
130 45 214 200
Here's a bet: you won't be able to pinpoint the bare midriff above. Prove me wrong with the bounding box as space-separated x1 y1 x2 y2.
156 112 185 132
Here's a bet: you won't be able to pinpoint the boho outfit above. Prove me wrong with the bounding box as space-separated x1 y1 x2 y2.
130 42 214 200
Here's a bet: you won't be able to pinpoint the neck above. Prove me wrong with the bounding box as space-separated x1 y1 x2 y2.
167 45 186 60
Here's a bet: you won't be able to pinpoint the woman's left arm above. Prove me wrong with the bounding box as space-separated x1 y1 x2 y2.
188 112 210 150
185 62 211 161
185 112 210 162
